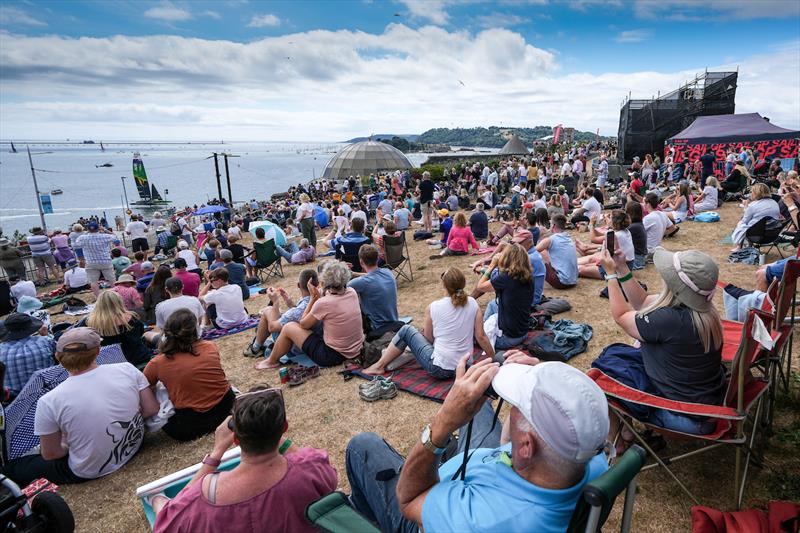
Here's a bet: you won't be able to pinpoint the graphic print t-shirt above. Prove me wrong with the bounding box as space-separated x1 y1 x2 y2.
34 363 149 479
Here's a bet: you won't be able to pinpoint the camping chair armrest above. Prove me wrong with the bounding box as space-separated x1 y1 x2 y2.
586 369 743 420
583 445 646 508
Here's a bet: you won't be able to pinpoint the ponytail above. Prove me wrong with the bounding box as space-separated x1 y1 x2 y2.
451 287 467 307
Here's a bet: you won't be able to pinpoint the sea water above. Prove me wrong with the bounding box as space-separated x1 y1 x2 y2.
0 141 430 236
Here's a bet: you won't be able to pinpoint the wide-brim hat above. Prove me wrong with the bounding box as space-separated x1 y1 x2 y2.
653 247 718 312
115 274 136 285
2 313 44 341
16 295 43 314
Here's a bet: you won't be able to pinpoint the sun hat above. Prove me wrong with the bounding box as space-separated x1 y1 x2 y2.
16 295 43 314
512 185 521 193
492 362 609 463
2 313 44 341
437 209 450 217
115 274 136 285
177 240 189 249
0 237 10 246
653 247 718 312
56 327 102 353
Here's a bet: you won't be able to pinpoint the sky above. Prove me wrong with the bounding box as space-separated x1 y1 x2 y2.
0 0 798 142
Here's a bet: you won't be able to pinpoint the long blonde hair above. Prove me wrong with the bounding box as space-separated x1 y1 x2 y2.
637 284 722 353
497 243 532 284
87 291 133 337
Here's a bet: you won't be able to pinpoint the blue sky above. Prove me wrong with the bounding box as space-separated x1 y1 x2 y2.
1 0 798 140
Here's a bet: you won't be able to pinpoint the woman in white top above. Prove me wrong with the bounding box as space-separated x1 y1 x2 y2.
363 267 494 379
63 259 90 293
578 210 635 279
730 183 782 249
694 176 720 213
295 193 317 246
175 240 201 274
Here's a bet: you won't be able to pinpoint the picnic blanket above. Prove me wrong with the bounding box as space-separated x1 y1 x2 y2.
201 317 259 340
471 247 495 256
343 345 485 403
248 285 264 296
4 344 128 460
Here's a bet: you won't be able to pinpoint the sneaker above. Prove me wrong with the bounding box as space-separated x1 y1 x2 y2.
359 375 389 390
242 343 263 357
359 379 397 401
288 367 307 386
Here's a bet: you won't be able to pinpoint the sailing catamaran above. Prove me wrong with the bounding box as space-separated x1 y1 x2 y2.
9 141 17 153
131 152 173 209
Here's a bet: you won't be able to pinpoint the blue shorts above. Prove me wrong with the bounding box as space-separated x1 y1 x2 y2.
75 248 84 259
765 258 789 285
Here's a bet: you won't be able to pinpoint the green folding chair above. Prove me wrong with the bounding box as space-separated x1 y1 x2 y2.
305 491 378 533
253 240 283 282
567 445 647 533
165 235 179 254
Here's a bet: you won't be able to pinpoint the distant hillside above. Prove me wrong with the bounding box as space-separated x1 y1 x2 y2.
417 126 607 147
343 134 419 143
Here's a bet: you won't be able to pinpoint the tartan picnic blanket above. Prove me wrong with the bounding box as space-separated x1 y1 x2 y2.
344 345 485 403
201 317 260 340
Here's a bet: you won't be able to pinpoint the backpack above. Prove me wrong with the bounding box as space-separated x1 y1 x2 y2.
61 296 89 313
360 331 395 367
170 221 182 235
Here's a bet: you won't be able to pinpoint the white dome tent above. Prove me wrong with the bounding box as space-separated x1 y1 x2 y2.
321 141 413 180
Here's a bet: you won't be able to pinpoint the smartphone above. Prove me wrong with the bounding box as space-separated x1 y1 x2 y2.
606 230 615 254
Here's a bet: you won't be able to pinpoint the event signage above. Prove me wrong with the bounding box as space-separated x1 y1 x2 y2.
39 194 53 214
666 138 798 164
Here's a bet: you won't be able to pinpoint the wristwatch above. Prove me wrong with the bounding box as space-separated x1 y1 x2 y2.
202 454 221 467
421 425 450 455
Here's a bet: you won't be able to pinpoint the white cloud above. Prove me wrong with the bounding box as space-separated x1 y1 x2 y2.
202 10 221 19
633 0 800 20
247 14 281 28
615 29 650 43
397 0 451 25
475 12 531 28
144 3 192 22
0 27 796 141
0 5 47 27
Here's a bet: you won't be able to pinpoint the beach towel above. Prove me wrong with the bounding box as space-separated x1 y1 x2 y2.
201 317 259 340
343 345 485 403
248 285 264 296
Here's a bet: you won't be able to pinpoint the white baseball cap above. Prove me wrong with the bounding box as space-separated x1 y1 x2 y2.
492 362 609 463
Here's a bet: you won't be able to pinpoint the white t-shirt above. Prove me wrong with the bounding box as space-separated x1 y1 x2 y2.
34 363 149 479
64 267 88 288
178 217 192 236
581 196 602 222
155 295 205 335
203 283 248 329
150 218 166 231
296 202 314 223
561 162 571 175
429 296 480 370
11 280 37 300
177 249 199 270
340 203 353 217
643 210 671 253
125 221 148 239
614 229 635 261
228 226 242 240
482 190 494 208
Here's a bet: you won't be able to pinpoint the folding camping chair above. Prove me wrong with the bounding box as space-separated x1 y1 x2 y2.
588 308 777 509
252 240 283 282
744 217 792 260
164 235 179 255
382 232 413 282
305 445 647 533
336 239 368 273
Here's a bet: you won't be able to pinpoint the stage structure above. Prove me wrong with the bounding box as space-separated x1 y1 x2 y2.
617 71 738 163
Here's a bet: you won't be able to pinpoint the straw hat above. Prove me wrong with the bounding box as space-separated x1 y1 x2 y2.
115 274 136 285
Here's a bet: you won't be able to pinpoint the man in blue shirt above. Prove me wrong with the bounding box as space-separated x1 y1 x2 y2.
468 203 489 240
348 245 399 335
0 313 55 397
345 356 610 532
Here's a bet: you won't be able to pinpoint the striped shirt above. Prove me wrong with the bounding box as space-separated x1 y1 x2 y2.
27 235 52 257
76 232 115 265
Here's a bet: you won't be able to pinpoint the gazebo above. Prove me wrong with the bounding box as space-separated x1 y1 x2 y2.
498 135 530 155
321 141 413 180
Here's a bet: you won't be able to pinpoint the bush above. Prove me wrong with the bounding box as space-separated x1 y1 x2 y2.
410 164 446 181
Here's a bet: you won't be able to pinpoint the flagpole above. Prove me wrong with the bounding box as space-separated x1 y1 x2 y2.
27 145 47 231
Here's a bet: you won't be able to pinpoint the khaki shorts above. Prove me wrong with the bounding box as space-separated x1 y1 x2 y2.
85 263 115 283
33 255 56 268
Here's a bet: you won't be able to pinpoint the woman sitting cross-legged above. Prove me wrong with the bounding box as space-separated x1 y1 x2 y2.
577 209 635 279
256 260 364 370
362 267 494 379
144 309 235 442
592 246 726 450
149 386 337 533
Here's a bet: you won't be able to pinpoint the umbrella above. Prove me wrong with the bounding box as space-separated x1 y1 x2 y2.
4 344 127 460
248 221 287 246
193 205 229 216
313 205 329 228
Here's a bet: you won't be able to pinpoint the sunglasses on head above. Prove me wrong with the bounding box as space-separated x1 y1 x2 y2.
228 387 283 430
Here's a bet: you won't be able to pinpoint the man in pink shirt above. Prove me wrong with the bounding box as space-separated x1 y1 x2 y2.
173 257 201 297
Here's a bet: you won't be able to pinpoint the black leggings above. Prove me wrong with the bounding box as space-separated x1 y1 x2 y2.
163 388 236 442
3 455 89 488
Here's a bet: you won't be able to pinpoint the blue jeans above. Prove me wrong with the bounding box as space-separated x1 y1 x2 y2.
275 242 299 262
346 402 501 532
483 299 526 350
391 325 454 379
645 408 717 435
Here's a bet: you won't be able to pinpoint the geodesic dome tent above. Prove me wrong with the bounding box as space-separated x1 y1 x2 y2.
498 135 530 155
321 141 413 180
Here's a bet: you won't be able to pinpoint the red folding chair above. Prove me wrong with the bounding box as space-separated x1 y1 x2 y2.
587 308 778 509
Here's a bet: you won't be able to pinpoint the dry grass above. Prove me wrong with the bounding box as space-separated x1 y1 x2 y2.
31 202 800 532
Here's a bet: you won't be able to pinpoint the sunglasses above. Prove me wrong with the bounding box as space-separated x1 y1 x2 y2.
228 388 284 430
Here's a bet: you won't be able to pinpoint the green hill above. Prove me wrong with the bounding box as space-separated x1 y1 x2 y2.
417 126 605 147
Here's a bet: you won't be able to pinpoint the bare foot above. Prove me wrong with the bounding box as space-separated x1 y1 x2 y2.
362 364 386 376
255 359 280 370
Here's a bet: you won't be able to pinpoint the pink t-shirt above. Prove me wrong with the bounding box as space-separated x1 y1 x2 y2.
154 448 337 533
174 270 201 297
113 285 142 311
445 226 478 253
124 262 144 280
311 287 364 358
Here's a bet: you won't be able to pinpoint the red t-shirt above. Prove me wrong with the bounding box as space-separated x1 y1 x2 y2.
174 270 201 297
154 448 337 533
630 179 644 195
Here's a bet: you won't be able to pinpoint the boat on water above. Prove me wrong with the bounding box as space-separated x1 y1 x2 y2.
96 162 114 168
9 141 18 153
50 189 63 195
130 152 173 210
